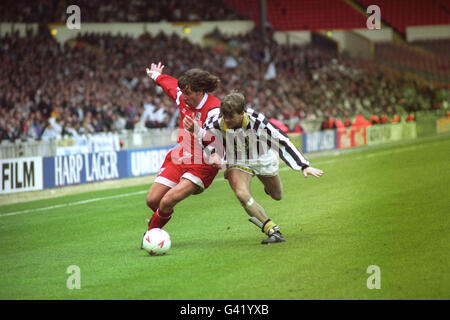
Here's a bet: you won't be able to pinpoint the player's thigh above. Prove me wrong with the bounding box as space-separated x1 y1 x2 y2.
226 168 253 201
146 182 172 210
257 174 283 201
181 165 219 194
147 151 183 209
160 178 199 208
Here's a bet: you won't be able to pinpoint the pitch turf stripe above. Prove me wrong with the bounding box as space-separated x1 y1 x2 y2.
0 138 442 218
0 190 147 218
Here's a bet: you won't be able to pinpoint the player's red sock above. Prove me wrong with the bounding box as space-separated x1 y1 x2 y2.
148 208 173 230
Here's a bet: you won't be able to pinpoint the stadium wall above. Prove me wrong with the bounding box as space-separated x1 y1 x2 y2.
273 31 311 45
5 23 449 53
1 22 397 49
352 28 394 42
47 21 255 45
324 30 373 59
0 23 39 36
406 25 450 42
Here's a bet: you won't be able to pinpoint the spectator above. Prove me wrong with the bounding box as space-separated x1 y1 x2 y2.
112 113 127 132
62 120 80 137
0 0 243 22
41 121 61 140
292 121 305 134
0 28 448 142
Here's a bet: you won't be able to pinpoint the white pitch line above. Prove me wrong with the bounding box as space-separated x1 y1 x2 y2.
0 139 436 218
0 190 147 218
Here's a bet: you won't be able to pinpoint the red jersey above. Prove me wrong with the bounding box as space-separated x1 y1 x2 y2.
155 74 220 165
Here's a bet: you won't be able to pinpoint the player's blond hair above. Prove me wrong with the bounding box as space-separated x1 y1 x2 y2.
221 92 246 116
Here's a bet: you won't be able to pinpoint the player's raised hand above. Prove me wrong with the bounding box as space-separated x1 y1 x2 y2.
146 61 165 77
302 166 324 178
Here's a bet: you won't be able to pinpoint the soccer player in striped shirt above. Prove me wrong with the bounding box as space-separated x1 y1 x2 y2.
184 92 324 244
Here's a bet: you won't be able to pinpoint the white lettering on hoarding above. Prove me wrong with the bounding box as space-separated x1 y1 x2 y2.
55 154 83 186
85 152 118 183
131 149 168 176
54 152 118 186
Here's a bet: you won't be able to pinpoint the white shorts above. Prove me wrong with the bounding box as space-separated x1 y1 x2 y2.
225 149 279 177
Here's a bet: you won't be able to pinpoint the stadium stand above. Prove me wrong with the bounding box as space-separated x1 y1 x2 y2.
0 0 242 22
1 25 447 142
413 39 450 58
1 1 449 143
224 0 367 30
374 42 450 82
356 0 450 36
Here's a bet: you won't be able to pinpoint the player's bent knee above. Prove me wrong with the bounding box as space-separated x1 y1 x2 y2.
192 185 203 195
159 194 177 212
271 191 282 201
234 188 251 205
267 184 282 201
159 187 192 212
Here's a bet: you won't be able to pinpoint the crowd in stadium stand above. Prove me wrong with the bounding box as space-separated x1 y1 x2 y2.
0 0 242 23
0 27 448 142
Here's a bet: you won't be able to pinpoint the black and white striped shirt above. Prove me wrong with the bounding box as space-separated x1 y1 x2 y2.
201 108 310 171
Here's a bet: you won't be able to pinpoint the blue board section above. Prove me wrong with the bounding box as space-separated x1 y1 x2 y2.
128 146 173 177
43 146 174 189
302 130 336 153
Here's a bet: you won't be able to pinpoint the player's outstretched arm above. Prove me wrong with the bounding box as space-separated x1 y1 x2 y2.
145 62 180 103
302 166 324 178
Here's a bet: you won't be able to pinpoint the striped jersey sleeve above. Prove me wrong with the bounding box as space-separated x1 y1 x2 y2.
246 108 310 171
201 108 310 171
201 113 223 156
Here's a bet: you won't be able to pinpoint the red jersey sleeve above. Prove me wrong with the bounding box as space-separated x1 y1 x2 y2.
155 74 182 104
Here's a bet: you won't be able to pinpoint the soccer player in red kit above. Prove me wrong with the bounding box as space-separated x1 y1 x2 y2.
141 62 221 247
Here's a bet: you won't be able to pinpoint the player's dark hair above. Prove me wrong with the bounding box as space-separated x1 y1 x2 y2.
178 68 220 93
221 92 246 116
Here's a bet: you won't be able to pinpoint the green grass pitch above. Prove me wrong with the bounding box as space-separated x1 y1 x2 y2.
0 134 449 300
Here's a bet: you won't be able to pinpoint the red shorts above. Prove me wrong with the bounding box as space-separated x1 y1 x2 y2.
154 148 219 191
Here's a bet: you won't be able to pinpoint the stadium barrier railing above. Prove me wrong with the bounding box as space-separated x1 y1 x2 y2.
0 128 174 160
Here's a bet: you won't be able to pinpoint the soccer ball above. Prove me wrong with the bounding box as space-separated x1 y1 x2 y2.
142 228 171 256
